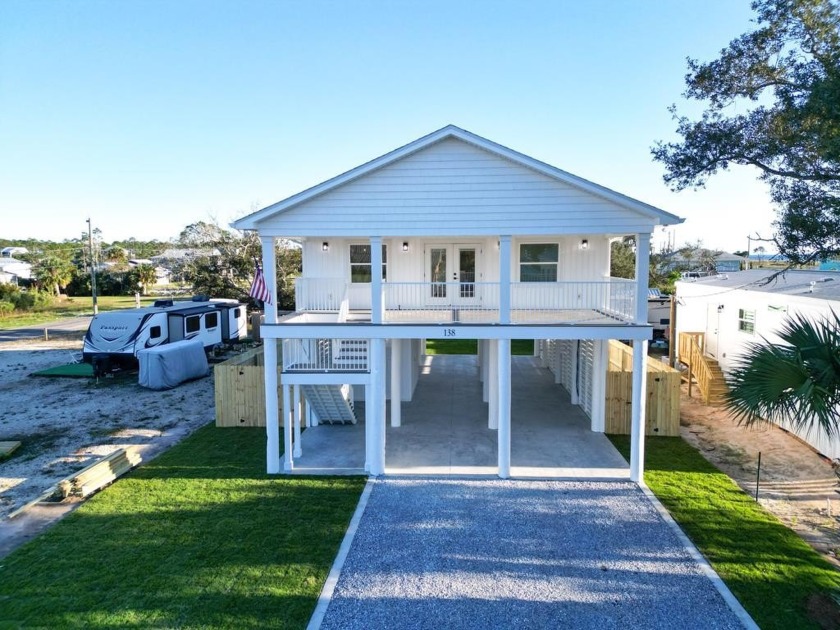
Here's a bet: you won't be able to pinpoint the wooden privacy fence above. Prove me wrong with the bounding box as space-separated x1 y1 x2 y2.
215 345 283 427
605 340 680 436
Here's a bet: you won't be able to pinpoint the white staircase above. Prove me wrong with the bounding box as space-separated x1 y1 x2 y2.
301 384 357 425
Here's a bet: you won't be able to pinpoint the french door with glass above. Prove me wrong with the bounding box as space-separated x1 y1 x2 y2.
425 244 480 305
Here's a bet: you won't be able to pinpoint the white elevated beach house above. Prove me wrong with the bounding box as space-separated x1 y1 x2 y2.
233 125 683 481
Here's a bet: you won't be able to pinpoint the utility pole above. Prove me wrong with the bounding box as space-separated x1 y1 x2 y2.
746 235 751 270
87 218 98 315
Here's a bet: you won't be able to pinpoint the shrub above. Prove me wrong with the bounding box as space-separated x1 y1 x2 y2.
0 301 14 317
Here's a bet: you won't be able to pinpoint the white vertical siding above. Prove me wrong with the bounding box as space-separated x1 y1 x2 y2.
578 339 595 418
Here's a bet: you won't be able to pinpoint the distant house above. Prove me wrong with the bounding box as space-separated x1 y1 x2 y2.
1 246 28 259
676 269 840 458
0 258 32 283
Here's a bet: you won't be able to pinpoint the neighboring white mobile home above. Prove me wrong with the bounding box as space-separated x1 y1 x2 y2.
676 269 840 458
233 125 683 481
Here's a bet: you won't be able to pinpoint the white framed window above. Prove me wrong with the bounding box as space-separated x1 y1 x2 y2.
738 308 755 334
350 244 387 283
519 243 558 282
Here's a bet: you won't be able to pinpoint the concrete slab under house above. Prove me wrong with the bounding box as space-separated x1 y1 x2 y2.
232 125 684 482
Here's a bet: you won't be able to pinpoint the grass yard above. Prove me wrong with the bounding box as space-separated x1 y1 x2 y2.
608 435 840 630
425 338 534 355
0 424 366 629
0 295 159 329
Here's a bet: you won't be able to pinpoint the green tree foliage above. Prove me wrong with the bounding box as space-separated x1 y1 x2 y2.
610 238 636 279
653 0 840 265
33 256 73 296
136 264 157 295
176 222 301 310
727 311 840 437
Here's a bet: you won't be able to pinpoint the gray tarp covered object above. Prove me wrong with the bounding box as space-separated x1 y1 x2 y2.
137 339 209 390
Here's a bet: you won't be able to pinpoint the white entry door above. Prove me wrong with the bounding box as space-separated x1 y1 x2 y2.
425 244 480 305
705 302 720 359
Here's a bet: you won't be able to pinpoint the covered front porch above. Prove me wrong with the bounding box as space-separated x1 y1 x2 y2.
290 354 630 477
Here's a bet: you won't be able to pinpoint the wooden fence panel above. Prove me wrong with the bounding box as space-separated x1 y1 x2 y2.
604 341 680 436
214 346 283 427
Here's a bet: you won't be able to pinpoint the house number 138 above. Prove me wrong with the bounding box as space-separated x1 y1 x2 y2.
444 329 456 337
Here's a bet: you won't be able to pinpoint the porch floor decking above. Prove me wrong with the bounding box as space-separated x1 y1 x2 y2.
292 355 630 478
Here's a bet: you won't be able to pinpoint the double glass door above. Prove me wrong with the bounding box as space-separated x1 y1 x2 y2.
426 244 479 304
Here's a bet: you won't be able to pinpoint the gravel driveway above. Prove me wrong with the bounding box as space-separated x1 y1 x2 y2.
318 478 749 629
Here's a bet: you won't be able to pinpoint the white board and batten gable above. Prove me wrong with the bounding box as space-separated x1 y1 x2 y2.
233 125 682 238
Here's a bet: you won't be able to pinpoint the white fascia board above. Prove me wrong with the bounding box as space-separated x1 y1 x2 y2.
233 125 684 231
255 223 659 239
261 323 653 341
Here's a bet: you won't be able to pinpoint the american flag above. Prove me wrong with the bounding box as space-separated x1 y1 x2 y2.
249 263 272 304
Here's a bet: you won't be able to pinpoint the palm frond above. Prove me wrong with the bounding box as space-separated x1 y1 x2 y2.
726 310 840 439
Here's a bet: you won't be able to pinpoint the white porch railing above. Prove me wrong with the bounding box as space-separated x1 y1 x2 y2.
292 278 637 324
282 338 369 372
295 277 346 312
382 282 500 323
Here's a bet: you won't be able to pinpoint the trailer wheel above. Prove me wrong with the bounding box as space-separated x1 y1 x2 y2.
91 356 111 378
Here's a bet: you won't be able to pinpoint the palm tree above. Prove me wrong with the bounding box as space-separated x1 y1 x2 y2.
726 311 840 438
34 256 73 296
136 264 157 295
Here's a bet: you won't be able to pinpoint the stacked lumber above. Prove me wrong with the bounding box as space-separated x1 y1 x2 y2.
58 448 143 499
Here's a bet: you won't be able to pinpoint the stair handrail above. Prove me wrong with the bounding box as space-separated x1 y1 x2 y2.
678 332 715 404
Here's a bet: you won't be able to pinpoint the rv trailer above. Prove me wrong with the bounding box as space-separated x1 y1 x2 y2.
83 297 247 376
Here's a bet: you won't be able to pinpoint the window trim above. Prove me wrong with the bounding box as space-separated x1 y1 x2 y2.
737 308 756 334
518 242 559 282
349 243 388 284
185 315 201 334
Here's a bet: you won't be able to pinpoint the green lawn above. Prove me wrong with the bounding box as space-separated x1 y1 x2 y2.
425 338 535 355
0 424 366 628
608 435 840 630
0 295 159 329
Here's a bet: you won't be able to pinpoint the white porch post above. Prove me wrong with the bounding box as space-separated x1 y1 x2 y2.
481 340 490 402
554 340 562 385
590 340 608 433
499 236 511 325
293 384 302 457
570 341 579 404
497 338 512 478
282 384 293 471
370 236 383 324
370 338 386 474
630 339 649 482
260 236 281 474
635 233 651 324
364 384 372 472
390 339 401 427
488 339 498 429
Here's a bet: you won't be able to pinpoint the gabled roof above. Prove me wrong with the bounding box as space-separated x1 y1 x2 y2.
233 125 683 230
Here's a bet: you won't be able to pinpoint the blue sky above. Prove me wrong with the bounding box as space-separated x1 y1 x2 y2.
1 0 774 253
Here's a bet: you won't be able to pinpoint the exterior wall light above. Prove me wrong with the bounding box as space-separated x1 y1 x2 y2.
580 239 589 250
322 242 329 252
402 242 409 252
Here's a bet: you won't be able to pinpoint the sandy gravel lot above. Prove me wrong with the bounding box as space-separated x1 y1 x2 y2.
0 334 214 520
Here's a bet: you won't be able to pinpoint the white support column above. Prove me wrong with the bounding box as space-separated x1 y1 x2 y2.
635 233 651 324
261 236 280 474
554 341 562 385
478 339 485 382
499 236 512 325
390 339 401 427
370 236 383 324
570 341 579 405
488 339 498 429
481 340 490 402
282 384 293 472
364 384 372 473
293 384 302 457
590 340 607 433
630 339 649 483
497 338 512 478
369 338 386 475
264 341 281 473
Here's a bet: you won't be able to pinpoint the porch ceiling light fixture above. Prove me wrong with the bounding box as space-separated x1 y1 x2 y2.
322 241 330 252
579 239 589 250
402 242 409 252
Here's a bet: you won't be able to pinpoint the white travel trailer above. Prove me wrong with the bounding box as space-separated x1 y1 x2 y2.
83 297 247 375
